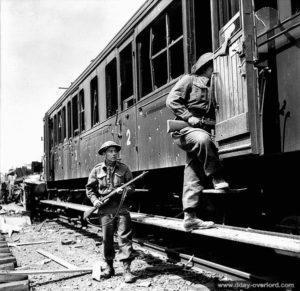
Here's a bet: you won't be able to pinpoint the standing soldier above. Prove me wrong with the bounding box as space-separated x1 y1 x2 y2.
86 141 136 283
166 52 229 232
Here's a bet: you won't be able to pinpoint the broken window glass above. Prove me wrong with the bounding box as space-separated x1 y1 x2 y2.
255 7 279 36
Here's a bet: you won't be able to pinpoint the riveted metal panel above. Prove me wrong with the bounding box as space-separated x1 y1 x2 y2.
276 23 300 152
81 120 116 174
117 107 138 172
72 137 80 179
62 142 69 180
137 81 186 171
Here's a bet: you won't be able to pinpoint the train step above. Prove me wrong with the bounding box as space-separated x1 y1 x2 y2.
39 200 300 258
202 188 248 194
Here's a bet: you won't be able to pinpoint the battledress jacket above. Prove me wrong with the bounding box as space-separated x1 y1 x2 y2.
166 74 215 136
86 161 134 212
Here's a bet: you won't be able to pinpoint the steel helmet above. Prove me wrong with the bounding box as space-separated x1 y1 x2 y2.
98 141 121 155
191 52 213 74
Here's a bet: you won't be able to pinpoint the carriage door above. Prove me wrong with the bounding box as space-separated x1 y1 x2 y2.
211 0 262 158
116 38 138 171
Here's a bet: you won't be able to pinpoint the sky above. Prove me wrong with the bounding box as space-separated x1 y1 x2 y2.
0 0 145 174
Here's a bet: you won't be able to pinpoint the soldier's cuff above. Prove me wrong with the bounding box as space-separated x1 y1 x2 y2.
92 199 100 207
182 111 193 121
90 195 98 204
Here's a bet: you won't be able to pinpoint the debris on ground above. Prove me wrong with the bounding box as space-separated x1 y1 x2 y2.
1 203 227 290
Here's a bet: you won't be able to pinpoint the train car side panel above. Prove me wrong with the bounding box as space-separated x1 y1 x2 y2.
276 18 300 152
137 83 186 170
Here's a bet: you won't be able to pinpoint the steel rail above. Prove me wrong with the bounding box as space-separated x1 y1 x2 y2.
52 214 268 282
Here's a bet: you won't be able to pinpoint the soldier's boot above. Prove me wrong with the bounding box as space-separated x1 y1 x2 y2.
212 173 229 190
101 260 115 279
183 210 215 231
123 260 136 283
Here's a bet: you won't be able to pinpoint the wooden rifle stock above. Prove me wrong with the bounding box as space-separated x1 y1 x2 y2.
167 119 215 133
83 171 148 220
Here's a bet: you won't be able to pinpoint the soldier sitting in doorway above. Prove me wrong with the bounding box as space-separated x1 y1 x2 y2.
166 52 229 232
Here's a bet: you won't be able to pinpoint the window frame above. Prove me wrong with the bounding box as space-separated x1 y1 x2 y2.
62 106 66 142
58 109 62 144
72 93 79 137
137 1 184 99
105 57 118 118
211 0 241 50
118 37 135 111
53 114 58 145
90 76 99 127
79 89 85 132
67 101 72 139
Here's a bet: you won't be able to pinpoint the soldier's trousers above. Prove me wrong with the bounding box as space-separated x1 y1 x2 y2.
174 129 222 211
99 210 134 262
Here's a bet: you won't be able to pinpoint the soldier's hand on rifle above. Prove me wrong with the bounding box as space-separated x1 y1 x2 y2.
188 116 202 127
116 187 124 195
93 199 103 208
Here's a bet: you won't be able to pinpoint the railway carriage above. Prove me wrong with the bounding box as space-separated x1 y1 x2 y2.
43 0 300 234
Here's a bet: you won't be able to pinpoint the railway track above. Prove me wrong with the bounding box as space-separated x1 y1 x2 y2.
55 214 253 282
37 200 300 287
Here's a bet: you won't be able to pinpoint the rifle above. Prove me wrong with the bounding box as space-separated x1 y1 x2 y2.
167 119 215 133
83 171 148 220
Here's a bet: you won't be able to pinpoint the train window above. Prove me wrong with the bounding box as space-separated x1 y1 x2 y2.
215 0 240 48
291 0 300 14
79 89 85 132
120 44 134 110
194 0 212 59
58 110 62 143
254 0 277 11
67 101 72 138
137 1 184 98
61 107 66 141
90 76 99 126
152 14 166 56
105 58 118 118
217 0 239 29
169 2 183 42
137 28 152 98
54 114 58 145
255 6 278 36
72 95 79 136
152 51 168 88
49 118 54 148
168 1 184 79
